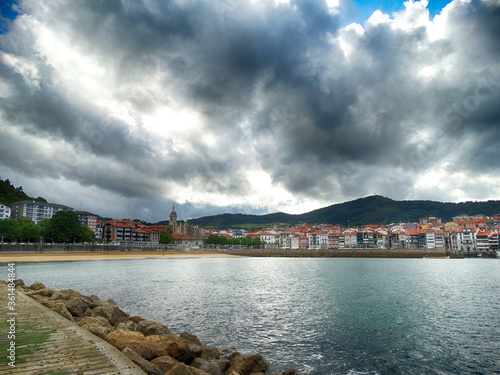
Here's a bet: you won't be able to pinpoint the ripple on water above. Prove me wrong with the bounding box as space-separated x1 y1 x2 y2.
12 257 500 375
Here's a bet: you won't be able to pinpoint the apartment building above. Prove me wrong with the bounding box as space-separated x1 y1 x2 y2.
0 203 11 219
74 211 98 232
10 200 72 224
102 220 161 243
425 230 444 249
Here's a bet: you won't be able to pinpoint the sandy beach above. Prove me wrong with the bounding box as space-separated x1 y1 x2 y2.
0 251 237 263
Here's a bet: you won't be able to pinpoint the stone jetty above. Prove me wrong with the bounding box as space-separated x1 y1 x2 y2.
15 280 301 375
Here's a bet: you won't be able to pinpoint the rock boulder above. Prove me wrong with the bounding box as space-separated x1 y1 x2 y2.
77 316 114 340
138 320 171 336
106 329 167 360
26 288 52 297
29 281 46 290
115 315 143 331
180 331 203 346
122 347 163 375
191 358 224 375
164 363 212 375
52 301 74 321
65 295 94 317
151 355 181 373
50 288 82 300
92 302 118 325
226 353 269 375
201 346 220 361
146 334 194 364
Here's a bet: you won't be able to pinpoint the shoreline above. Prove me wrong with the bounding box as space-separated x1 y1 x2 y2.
0 251 238 263
0 248 472 263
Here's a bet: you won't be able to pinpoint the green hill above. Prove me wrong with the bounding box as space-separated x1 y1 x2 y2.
189 195 500 228
0 177 46 205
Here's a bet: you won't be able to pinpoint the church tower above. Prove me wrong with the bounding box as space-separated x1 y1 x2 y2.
169 205 177 234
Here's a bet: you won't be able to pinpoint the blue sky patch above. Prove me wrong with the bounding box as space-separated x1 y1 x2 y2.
344 0 452 24
0 0 19 34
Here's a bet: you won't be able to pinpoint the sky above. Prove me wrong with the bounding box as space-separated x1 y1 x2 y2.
0 0 499 222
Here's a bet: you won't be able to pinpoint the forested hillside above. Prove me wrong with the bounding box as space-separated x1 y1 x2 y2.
190 195 500 228
0 178 46 204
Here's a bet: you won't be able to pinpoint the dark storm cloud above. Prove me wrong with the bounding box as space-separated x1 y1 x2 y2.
250 0 500 199
0 0 499 219
0 56 154 165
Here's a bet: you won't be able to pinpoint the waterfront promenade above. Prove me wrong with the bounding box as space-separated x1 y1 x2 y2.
0 283 147 375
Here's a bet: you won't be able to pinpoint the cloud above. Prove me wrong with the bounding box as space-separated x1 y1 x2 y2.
0 0 499 221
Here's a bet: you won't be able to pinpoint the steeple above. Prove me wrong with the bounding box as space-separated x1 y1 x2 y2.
169 205 177 227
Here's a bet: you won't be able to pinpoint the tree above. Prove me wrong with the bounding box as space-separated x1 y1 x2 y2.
80 226 96 243
17 217 41 242
159 231 173 244
0 218 21 242
45 211 82 243
38 218 51 240
206 234 262 247
207 234 226 245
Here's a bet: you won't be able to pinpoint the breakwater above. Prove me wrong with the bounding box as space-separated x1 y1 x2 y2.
16 280 301 375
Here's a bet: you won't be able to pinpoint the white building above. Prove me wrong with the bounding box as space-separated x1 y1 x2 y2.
278 233 300 249
0 203 11 219
308 231 321 249
10 200 73 224
425 230 445 249
425 231 436 249
249 231 277 245
451 228 479 254
319 232 329 249
375 230 389 249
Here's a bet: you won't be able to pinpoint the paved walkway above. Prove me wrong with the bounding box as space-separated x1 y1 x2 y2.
0 284 146 375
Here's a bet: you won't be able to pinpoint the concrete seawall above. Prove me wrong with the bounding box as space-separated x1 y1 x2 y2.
0 244 459 259
220 248 457 258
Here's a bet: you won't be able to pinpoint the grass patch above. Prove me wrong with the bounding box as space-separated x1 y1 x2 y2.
0 320 55 365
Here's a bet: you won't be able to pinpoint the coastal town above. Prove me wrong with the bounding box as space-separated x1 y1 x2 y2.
1 199 500 257
208 215 500 257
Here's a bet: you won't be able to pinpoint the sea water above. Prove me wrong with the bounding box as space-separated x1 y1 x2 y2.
10 257 500 374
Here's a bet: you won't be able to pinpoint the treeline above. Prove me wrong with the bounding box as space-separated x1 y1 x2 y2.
206 234 262 247
0 177 46 204
0 211 95 243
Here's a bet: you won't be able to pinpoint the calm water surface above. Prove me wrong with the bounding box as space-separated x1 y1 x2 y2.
10 257 500 374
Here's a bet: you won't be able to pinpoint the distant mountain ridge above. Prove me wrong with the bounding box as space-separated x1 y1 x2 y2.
189 195 500 228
